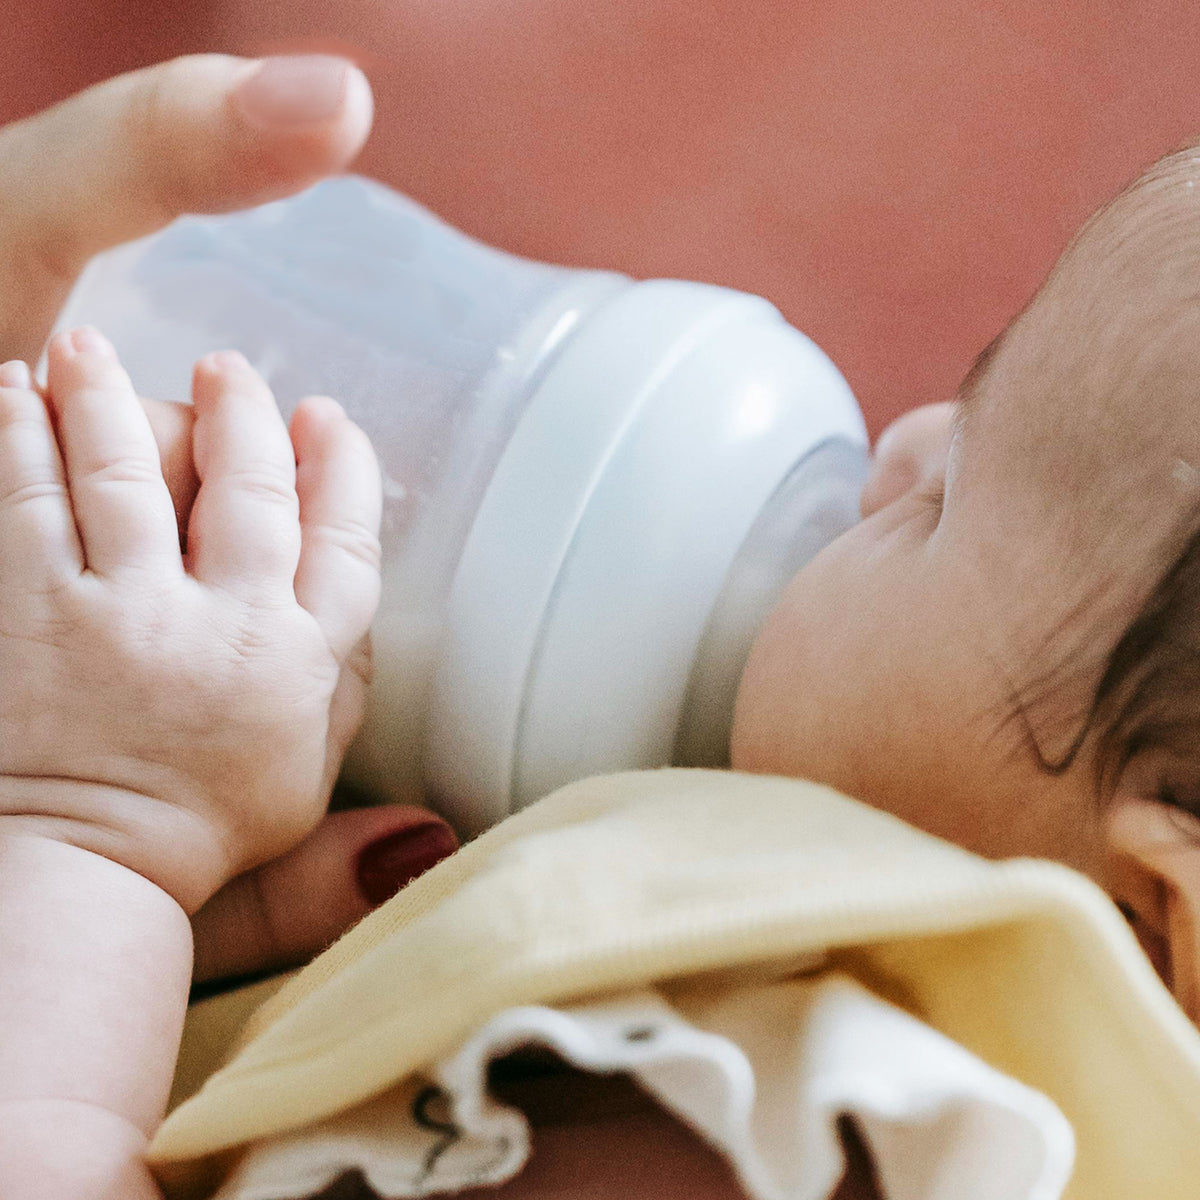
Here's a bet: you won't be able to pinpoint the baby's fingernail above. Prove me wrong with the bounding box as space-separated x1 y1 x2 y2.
305 396 346 423
235 56 355 130
0 359 32 388
206 350 249 372
69 326 115 358
355 821 458 906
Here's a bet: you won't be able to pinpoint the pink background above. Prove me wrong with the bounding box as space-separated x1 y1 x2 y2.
7 1 1200 436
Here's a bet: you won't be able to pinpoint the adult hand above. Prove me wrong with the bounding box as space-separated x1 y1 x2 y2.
191 802 458 983
0 52 372 362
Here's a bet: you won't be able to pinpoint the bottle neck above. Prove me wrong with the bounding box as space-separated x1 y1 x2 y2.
673 436 869 768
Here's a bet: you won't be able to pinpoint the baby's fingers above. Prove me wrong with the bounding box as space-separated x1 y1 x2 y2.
291 398 382 660
0 360 83 589
45 328 181 577
187 353 300 598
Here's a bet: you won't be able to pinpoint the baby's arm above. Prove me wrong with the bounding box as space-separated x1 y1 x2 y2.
0 330 382 1196
0 838 191 1195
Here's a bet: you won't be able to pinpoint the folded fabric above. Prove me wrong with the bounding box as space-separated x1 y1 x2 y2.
151 770 1200 1200
208 976 1074 1200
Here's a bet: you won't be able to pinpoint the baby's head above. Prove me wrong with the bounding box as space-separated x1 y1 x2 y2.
732 141 1200 1013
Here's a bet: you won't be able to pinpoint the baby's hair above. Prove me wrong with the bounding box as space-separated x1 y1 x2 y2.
971 140 1200 813
1092 523 1200 814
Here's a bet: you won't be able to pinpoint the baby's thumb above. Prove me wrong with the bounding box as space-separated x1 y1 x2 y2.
191 806 458 985
0 54 373 362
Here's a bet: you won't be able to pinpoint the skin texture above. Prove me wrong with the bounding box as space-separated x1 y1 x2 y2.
0 337 381 904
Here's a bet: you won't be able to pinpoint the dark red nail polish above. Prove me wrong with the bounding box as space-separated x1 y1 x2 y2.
355 822 458 906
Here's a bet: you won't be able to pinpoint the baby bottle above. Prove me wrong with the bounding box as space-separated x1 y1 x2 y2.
56 176 867 835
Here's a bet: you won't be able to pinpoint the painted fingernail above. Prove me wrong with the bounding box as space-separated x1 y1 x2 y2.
236 56 353 130
355 821 459 906
0 360 32 388
69 326 115 358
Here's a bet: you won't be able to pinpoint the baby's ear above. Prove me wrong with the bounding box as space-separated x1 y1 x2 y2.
1105 796 1200 1023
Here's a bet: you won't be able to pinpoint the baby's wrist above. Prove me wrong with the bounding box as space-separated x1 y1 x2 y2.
0 780 234 913
0 826 193 947
0 831 194 1137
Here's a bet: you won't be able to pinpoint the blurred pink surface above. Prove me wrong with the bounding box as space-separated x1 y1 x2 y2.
7 0 1200 437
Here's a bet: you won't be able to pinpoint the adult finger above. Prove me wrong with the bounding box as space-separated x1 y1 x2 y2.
0 53 373 362
191 805 459 984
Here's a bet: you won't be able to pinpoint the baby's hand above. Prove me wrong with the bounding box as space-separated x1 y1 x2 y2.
0 328 382 912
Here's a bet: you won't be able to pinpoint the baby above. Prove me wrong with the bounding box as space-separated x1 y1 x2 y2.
4 141 1200 1198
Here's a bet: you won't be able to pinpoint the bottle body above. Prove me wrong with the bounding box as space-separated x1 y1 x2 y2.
56 176 868 832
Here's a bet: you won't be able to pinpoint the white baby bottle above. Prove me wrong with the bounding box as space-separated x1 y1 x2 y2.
56 176 867 835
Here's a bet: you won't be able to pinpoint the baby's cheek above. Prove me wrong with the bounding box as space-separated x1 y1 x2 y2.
730 599 819 777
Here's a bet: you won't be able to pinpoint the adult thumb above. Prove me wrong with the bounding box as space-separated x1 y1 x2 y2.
0 53 373 361
191 806 458 986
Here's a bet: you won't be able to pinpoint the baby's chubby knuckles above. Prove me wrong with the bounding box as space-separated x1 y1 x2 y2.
0 333 382 914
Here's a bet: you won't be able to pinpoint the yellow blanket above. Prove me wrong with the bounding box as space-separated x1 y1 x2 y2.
151 770 1200 1198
